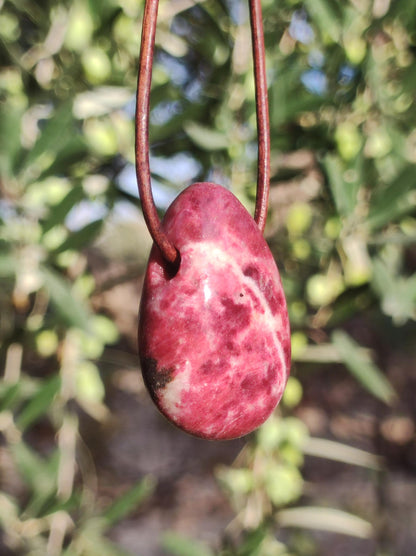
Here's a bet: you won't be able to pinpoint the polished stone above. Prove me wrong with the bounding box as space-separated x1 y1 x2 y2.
139 183 290 440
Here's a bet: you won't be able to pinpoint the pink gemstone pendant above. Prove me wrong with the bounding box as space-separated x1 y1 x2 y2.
138 183 291 440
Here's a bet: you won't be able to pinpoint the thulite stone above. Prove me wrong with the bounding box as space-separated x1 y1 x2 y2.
138 182 291 440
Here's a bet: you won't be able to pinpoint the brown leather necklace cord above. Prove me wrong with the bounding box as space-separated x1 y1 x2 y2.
135 0 271 263
135 0 179 265
249 0 270 235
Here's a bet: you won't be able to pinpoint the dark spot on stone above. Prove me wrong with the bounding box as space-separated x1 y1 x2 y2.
200 359 224 375
200 360 213 374
225 340 239 355
220 297 251 330
241 374 259 392
143 357 174 392
243 264 260 281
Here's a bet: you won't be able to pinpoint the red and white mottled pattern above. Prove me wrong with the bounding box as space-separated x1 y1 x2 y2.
138 183 291 440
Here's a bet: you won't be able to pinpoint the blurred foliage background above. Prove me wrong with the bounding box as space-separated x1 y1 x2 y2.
1 0 416 554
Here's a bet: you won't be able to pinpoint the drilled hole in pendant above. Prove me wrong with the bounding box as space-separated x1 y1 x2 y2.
163 248 181 279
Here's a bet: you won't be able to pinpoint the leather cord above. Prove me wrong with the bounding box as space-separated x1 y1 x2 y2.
135 0 270 264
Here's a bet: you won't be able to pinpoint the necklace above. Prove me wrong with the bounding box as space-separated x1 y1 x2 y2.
135 0 291 440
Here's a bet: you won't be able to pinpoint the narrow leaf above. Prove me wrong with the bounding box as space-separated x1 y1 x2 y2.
0 383 21 411
0 105 23 178
103 476 155 527
303 0 342 41
74 520 133 556
162 532 214 556
40 136 88 181
16 375 61 430
303 437 382 470
41 266 91 330
371 258 416 324
323 155 354 216
42 187 84 233
53 220 103 254
38 492 80 518
277 507 373 539
183 121 229 151
11 441 56 494
0 253 17 277
367 165 416 230
237 527 268 556
22 102 74 171
331 330 396 404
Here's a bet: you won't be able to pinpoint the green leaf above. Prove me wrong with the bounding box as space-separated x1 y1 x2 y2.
303 0 343 42
40 266 91 330
69 518 133 556
53 220 103 254
73 86 132 119
11 441 58 496
371 258 416 324
277 506 373 538
270 61 324 127
367 166 416 230
183 122 229 151
236 528 268 556
16 375 61 430
39 492 81 518
21 102 74 171
323 155 358 216
40 136 88 180
162 532 214 556
331 330 396 404
42 186 84 233
0 382 21 411
0 105 23 178
0 253 17 277
103 476 155 527
303 437 382 470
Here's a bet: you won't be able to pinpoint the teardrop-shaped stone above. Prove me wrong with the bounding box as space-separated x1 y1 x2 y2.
138 182 291 440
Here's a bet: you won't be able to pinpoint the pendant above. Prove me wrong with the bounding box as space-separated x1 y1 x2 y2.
139 182 291 440
136 0 290 439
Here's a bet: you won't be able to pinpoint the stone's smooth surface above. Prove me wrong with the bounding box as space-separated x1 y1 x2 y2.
138 182 291 440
